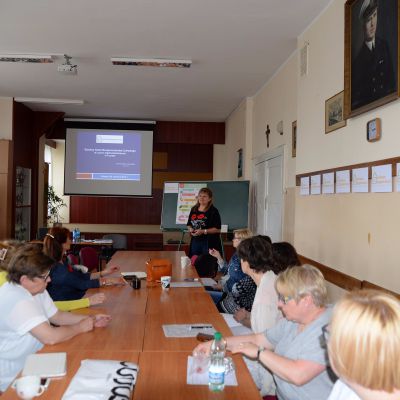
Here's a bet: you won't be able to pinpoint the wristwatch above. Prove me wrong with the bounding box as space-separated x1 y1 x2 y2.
257 346 264 362
204 229 207 235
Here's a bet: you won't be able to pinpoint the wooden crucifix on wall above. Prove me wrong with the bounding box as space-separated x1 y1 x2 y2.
265 124 270 148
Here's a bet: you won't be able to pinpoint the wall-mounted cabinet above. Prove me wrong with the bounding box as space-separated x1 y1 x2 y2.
15 166 31 241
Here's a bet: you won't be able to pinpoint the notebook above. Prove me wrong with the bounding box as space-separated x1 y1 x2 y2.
22 352 67 378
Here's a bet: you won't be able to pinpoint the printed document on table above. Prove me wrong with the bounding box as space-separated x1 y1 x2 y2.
162 324 215 338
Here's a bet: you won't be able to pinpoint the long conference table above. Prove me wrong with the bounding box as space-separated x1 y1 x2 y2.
2 251 261 399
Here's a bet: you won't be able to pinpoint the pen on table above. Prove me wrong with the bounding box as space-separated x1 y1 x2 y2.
189 325 213 330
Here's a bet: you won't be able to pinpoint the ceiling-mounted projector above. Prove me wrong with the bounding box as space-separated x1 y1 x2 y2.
57 54 77 74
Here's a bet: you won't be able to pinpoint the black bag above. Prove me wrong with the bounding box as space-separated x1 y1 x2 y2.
193 254 218 278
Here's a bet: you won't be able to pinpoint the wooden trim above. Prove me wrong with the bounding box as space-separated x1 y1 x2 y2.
296 156 400 186
299 254 400 298
298 255 362 291
361 280 400 300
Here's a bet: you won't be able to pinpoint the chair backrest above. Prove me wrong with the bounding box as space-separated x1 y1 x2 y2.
79 247 99 271
67 253 79 266
37 227 49 240
103 234 127 250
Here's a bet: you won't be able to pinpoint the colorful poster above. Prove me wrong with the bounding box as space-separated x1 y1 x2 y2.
352 167 368 193
175 183 205 224
300 177 310 196
322 172 334 194
310 175 321 195
371 164 392 193
336 170 350 193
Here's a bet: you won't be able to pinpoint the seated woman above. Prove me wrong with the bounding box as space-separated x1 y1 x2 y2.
327 289 400 400
218 235 272 315
0 244 111 392
234 241 301 333
43 227 121 301
194 265 334 400
0 240 105 311
207 228 253 304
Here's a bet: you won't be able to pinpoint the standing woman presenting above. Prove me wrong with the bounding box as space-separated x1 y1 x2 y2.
187 188 222 257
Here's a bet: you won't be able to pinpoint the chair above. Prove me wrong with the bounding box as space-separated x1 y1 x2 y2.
66 253 79 267
79 247 99 272
101 234 128 262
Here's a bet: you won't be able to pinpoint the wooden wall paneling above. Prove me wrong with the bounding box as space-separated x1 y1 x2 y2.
298 255 362 291
361 280 400 300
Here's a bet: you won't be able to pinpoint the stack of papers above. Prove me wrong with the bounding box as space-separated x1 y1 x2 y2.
22 352 67 378
162 324 215 337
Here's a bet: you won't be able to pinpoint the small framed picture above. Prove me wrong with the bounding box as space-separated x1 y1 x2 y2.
325 91 347 133
237 148 243 178
292 121 297 157
367 118 381 141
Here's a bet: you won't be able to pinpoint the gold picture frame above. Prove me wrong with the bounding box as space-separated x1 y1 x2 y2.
344 0 399 118
325 91 346 134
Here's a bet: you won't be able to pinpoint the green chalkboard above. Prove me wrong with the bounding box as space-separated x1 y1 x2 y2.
161 181 250 231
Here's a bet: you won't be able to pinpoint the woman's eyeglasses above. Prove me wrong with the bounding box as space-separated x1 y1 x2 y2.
37 269 51 281
232 237 240 241
277 293 293 305
321 324 330 345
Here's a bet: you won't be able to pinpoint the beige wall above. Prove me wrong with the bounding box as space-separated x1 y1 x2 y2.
294 0 400 292
0 98 13 140
216 0 400 293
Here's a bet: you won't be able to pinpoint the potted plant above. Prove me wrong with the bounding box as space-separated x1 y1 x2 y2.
47 185 66 226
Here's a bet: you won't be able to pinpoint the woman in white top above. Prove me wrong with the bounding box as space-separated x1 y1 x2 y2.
234 241 301 333
0 244 111 392
327 289 400 400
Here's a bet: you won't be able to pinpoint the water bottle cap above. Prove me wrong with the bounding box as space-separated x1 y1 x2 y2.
214 332 222 341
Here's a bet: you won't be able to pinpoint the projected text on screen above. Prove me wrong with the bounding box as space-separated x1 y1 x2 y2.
76 131 142 181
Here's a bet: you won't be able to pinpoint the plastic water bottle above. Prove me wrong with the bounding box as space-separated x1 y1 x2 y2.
208 332 226 391
76 228 81 242
72 228 77 242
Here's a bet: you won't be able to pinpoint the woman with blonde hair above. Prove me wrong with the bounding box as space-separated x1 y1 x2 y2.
327 289 400 400
194 265 334 399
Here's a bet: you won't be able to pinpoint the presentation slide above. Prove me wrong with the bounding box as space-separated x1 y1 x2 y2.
65 128 153 197
76 131 141 181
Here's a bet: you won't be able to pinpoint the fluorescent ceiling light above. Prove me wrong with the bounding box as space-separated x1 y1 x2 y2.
65 118 155 124
14 97 84 105
0 54 54 63
111 57 192 68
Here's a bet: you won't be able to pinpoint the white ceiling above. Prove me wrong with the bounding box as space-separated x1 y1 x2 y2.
1 0 331 122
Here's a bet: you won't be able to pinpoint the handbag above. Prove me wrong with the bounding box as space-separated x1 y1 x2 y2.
146 258 172 282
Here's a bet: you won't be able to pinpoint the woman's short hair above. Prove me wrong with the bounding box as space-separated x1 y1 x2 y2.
275 264 327 307
328 289 400 392
272 242 301 274
7 244 55 284
43 227 70 261
236 236 274 273
233 228 253 240
192 187 213 211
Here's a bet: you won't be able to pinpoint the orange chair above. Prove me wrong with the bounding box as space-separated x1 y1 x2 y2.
79 247 99 272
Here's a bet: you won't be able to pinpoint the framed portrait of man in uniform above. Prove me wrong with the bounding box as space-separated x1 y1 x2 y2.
344 0 399 117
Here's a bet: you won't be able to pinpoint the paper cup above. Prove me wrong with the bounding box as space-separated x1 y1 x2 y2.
161 275 171 289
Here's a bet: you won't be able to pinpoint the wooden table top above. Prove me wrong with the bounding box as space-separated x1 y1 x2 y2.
1 350 140 400
133 352 261 400
2 251 261 399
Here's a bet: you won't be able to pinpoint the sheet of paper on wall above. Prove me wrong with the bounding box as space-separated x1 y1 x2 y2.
300 177 310 195
335 170 350 193
371 164 392 193
396 164 400 192
352 167 369 193
310 175 321 195
164 182 179 194
322 172 335 194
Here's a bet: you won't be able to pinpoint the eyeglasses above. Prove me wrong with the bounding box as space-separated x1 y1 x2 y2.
277 293 293 305
321 324 330 346
232 237 240 241
37 269 51 281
